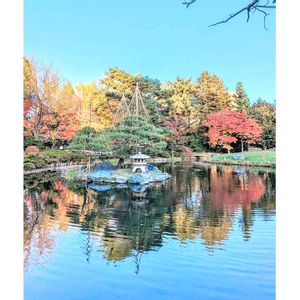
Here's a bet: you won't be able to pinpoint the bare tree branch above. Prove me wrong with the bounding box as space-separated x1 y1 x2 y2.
182 0 276 29
254 7 270 30
182 0 196 8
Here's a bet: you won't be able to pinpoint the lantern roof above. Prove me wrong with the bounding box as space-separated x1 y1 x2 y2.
130 152 150 159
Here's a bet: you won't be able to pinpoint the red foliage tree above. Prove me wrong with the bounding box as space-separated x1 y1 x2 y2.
40 111 79 146
204 110 262 152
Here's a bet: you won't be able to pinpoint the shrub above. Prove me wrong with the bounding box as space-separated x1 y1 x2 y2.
24 153 47 170
25 146 40 154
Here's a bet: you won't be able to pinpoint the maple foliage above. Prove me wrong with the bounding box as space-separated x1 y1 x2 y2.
40 111 79 145
25 146 40 154
204 110 262 151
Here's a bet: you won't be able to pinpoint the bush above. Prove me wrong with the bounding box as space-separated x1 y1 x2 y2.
25 146 40 154
41 150 86 164
24 136 49 150
24 153 47 170
23 162 36 170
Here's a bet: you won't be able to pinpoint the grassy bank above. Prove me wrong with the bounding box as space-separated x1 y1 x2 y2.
24 150 87 170
204 150 276 168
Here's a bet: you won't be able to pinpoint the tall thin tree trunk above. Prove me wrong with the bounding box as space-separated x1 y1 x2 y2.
241 138 244 152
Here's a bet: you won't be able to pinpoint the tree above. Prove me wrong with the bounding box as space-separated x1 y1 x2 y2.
232 82 250 113
204 110 262 152
23 57 37 100
68 127 110 152
195 71 232 118
76 83 113 130
40 111 80 147
23 57 60 140
101 68 166 126
169 78 195 122
182 0 276 29
135 76 166 125
100 67 136 98
109 115 169 157
51 81 82 113
250 98 276 149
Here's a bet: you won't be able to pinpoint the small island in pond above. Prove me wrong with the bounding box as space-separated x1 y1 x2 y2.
63 152 172 189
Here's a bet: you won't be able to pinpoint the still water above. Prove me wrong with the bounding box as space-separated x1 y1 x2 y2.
24 163 275 300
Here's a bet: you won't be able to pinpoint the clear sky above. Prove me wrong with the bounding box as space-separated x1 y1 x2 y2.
24 0 275 103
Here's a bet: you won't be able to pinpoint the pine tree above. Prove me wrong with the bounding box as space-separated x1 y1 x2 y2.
250 98 276 149
233 82 250 113
109 115 169 157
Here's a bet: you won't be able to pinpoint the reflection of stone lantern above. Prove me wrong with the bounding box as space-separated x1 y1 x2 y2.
130 152 150 173
132 191 147 200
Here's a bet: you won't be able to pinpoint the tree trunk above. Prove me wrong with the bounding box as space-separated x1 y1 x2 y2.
241 139 244 152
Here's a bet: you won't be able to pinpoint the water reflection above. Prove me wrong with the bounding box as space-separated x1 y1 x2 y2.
24 164 275 272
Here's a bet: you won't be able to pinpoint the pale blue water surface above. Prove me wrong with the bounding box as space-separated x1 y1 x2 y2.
24 164 275 300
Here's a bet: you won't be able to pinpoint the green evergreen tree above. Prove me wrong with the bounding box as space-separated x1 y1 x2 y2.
233 82 250 113
110 115 169 157
250 98 276 149
67 127 110 152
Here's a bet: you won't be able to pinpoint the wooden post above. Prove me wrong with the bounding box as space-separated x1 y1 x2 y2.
87 156 91 173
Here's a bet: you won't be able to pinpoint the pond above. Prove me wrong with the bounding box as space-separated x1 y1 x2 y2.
24 163 275 300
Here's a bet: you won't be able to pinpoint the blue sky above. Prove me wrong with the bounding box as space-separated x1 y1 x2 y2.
24 0 275 103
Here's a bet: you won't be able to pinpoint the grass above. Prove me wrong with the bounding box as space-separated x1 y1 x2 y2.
206 150 276 167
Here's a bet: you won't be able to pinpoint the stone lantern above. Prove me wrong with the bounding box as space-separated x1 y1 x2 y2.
130 152 150 173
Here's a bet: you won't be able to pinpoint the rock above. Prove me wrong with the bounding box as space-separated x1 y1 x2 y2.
87 165 172 185
232 154 245 160
115 184 128 189
128 174 149 184
146 163 159 172
88 183 112 192
91 161 116 171
87 170 113 182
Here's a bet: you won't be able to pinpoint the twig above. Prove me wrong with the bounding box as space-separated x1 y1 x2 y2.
182 0 275 28
182 0 196 8
209 0 259 27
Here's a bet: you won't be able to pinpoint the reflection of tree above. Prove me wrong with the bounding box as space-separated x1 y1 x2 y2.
206 165 266 210
173 206 200 241
24 165 275 272
240 206 253 241
24 190 56 270
199 216 232 249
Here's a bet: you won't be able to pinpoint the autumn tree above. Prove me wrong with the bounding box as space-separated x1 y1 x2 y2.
39 111 80 147
250 98 276 149
76 83 113 130
232 82 250 113
23 57 60 140
204 110 262 152
101 68 166 126
195 71 232 119
168 77 196 127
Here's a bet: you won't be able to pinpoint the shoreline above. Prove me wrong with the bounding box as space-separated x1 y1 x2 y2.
198 160 275 168
24 151 276 174
24 157 183 175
